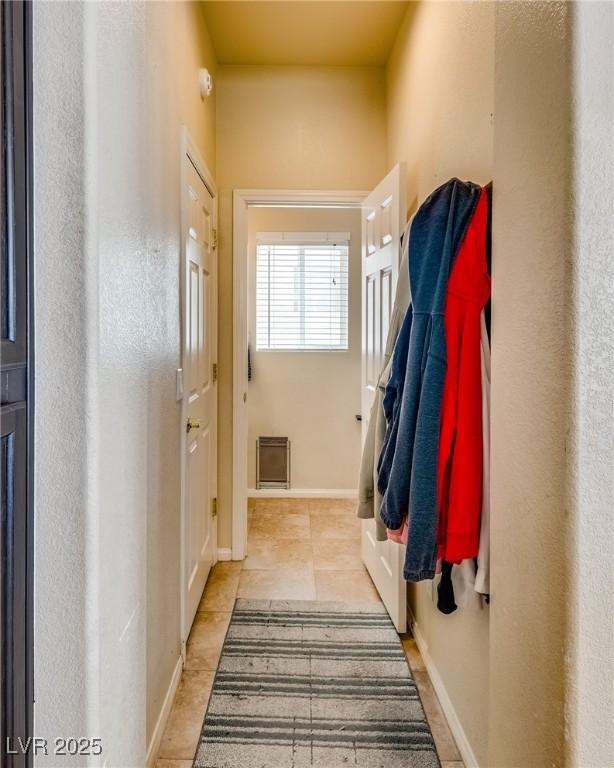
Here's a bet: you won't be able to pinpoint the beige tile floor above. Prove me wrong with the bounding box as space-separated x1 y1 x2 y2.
155 497 464 767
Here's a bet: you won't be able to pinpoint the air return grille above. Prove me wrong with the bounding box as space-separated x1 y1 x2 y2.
256 437 291 490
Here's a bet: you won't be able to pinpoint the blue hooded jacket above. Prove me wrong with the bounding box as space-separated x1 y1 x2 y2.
378 178 481 581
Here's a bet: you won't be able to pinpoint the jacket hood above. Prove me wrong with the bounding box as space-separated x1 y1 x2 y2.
409 178 481 314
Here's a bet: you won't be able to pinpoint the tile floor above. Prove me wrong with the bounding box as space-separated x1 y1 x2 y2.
155 497 464 767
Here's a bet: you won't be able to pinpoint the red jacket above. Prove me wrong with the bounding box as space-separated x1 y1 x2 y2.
437 188 490 562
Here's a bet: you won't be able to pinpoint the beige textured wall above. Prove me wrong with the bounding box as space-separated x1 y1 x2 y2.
386 4 494 765
246 207 362 490
144 1 217 751
34 5 92 759
175 2 217 174
490 2 571 765
387 3 495 217
216 65 387 546
34 2 217 762
567 4 614 765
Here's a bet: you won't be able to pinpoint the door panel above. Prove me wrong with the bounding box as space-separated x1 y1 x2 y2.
200 270 210 388
187 437 201 590
365 275 376 391
1 407 28 767
381 268 392 347
361 163 407 633
1 2 32 763
188 260 199 398
183 157 217 639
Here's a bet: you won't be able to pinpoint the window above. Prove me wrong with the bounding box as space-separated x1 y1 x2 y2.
256 232 349 350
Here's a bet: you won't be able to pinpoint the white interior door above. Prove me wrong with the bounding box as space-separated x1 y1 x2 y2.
182 153 218 640
361 163 407 632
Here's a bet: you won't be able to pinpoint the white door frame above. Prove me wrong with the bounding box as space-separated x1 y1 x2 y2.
179 126 218 647
232 189 369 559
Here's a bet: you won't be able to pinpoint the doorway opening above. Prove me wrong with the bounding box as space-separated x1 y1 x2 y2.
231 165 408 634
231 190 367 561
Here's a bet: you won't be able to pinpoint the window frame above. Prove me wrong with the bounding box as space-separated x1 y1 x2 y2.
255 231 350 353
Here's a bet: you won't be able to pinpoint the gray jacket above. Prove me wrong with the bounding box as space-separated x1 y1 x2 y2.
357 221 412 539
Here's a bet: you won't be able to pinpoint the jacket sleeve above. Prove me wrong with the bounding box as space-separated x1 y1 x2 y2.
378 376 414 532
357 396 378 518
377 306 413 496
442 321 484 562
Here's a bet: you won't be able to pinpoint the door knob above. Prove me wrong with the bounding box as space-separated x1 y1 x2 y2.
186 417 200 433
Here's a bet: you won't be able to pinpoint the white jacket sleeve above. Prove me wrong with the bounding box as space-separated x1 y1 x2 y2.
475 311 491 595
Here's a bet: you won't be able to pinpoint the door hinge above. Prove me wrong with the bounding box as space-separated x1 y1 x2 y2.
212 362 218 383
212 227 218 249
211 497 218 517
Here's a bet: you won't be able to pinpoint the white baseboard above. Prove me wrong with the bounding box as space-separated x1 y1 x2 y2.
145 655 183 768
217 547 232 561
248 488 357 499
408 608 480 768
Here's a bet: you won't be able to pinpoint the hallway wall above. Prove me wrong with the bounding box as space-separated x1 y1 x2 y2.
490 4 571 763
567 4 614 764
246 207 362 491
33 2 217 764
385 3 494 766
492 3 614 766
216 65 387 548
144 2 217 759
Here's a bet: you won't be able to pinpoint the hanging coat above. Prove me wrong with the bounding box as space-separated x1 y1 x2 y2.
441 309 492 609
378 178 481 582
437 188 490 563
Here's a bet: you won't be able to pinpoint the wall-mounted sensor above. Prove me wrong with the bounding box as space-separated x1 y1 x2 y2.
199 68 213 99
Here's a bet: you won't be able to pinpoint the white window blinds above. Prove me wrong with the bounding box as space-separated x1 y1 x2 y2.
256 234 349 351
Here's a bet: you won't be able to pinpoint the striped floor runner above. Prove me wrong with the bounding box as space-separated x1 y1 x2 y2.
193 599 440 768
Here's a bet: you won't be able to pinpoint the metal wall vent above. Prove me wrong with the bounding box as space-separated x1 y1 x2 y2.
256 436 290 490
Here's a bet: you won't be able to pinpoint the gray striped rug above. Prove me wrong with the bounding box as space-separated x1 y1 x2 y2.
193 599 440 768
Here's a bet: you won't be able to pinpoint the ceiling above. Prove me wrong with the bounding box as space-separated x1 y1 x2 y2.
201 1 410 66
